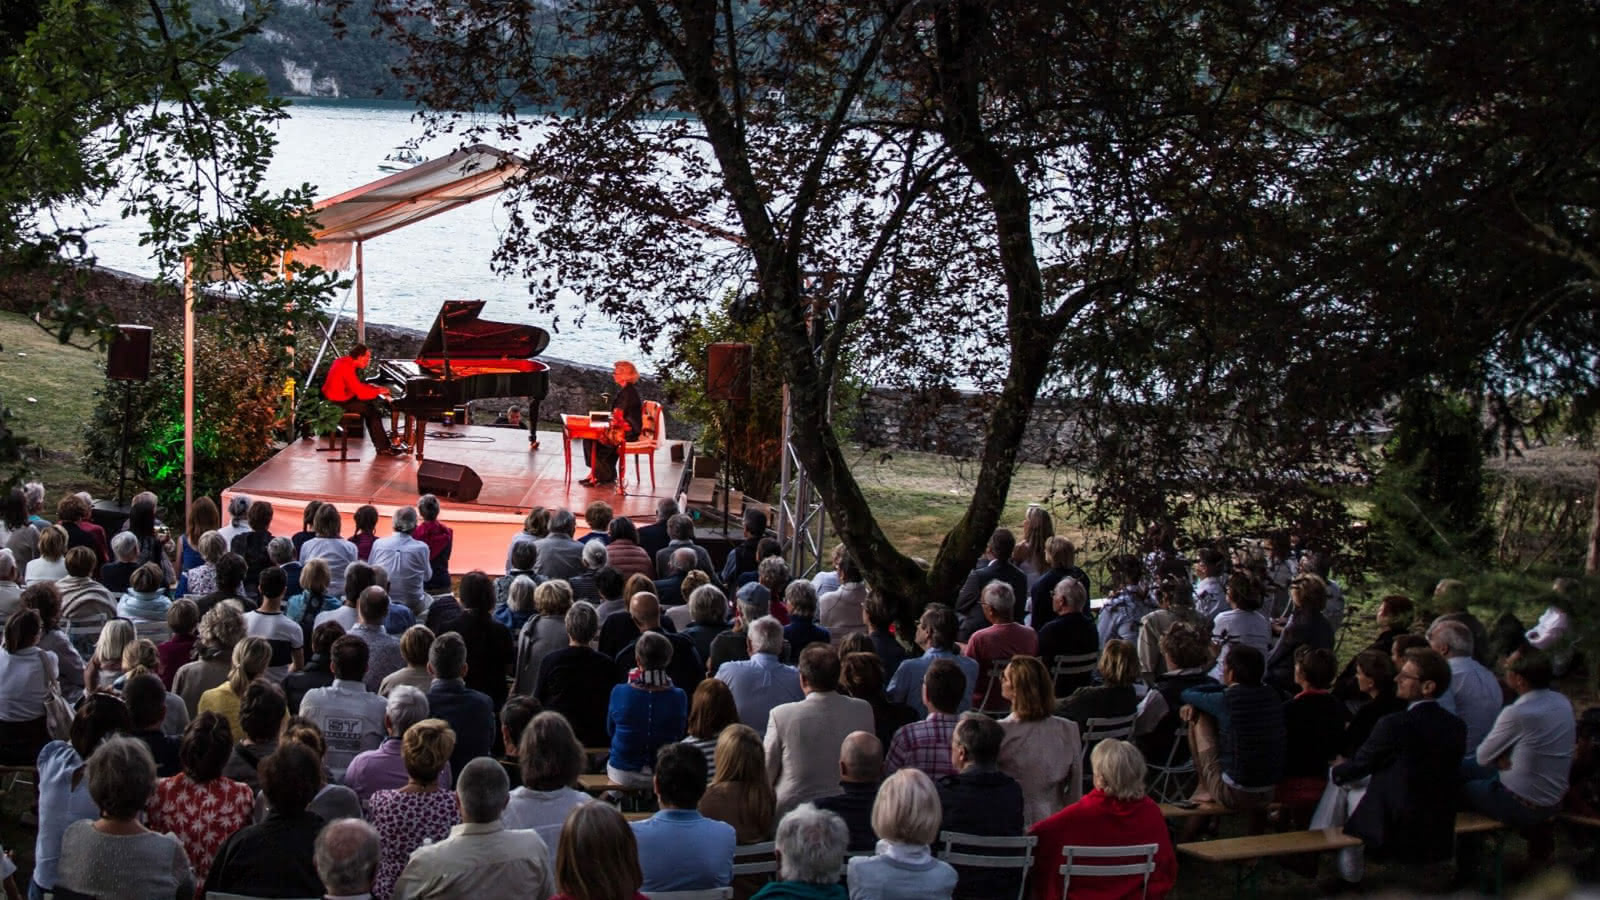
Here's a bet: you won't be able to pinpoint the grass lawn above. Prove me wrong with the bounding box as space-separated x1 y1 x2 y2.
0 310 114 497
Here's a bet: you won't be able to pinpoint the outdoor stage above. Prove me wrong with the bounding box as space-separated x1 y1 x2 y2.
224 423 690 576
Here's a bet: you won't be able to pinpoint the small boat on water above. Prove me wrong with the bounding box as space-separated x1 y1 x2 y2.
378 147 425 172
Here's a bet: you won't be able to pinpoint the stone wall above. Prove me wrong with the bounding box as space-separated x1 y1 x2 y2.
851 384 1078 464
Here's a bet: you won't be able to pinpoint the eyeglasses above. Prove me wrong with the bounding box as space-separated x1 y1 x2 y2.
1395 671 1420 682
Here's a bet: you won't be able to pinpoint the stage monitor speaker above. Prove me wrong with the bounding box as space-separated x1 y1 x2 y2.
706 342 752 402
107 324 154 381
417 459 483 503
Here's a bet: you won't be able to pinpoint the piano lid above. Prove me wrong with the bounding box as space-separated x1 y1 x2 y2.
418 300 550 361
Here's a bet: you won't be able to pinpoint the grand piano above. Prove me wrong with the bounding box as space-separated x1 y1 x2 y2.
375 300 551 458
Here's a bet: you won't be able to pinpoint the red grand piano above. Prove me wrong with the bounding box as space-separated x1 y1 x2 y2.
376 300 551 458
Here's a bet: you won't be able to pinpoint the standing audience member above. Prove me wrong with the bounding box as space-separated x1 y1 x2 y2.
717 616 804 737
502 712 593 850
767 644 876 814
607 631 689 790
300 634 388 780
550 803 647 900
284 621 344 713
756 806 850 900
818 555 868 646
1428 618 1503 752
1179 645 1284 820
1138 575 1206 680
1462 648 1576 838
682 679 741 771
220 680 288 790
1059 640 1141 728
372 507 433 615
1027 536 1091 633
424 632 495 787
954 529 1028 641
380 624 436 697
847 768 958 900
998 656 1083 826
146 712 255 888
815 731 885 852
368 718 462 899
206 742 329 898
298 503 360 598
56 737 195 900
962 582 1037 712
938 714 1025 900
345 686 451 804
533 602 615 749
173 601 244 714
632 742 736 894
316 819 382 900
351 587 407 692
886 604 978 716
1025 739 1177 900
32 695 132 899
885 659 966 779
393 756 556 900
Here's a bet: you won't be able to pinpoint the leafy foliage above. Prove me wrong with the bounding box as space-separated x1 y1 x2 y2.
1370 392 1491 573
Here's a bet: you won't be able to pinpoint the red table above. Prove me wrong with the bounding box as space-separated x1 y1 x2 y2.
562 414 606 485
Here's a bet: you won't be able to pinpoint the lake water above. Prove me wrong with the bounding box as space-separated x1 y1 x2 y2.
74 99 643 368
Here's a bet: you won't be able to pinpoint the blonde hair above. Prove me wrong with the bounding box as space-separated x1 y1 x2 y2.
1091 739 1148 801
402 718 456 783
300 557 332 595
1098 639 1139 688
1004 656 1055 721
681 569 711 597
872 768 942 845
37 524 67 561
612 360 640 385
94 619 136 669
228 636 273 696
535 579 574 617
710 724 775 831
399 625 434 668
121 638 160 677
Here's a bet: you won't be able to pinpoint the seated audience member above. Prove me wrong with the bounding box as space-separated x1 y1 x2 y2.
84 617 134 691
124 672 181 776
263 718 363 823
243 566 305 683
1026 739 1178 900
1037 576 1100 699
580 500 614 545
1179 644 1284 818
815 731 884 852
955 529 1029 641
284 621 344 713
57 737 195 899
633 742 737 893
217 495 251 547
534 601 616 749
394 756 555 900
707 584 776 674
680 581 732 662
380 624 436 697
447 571 516 714
1428 618 1503 752
757 804 850 900
24 523 69 586
607 631 689 790
0 610 56 766
656 512 717 582
421 632 493 786
782 580 832 652
842 652 915 752
534 508 586 581
230 500 276 598
755 555 793 623
768 644 877 814
1138 574 1206 680
267 535 302 600
1334 594 1414 701
99 530 141 594
1431 578 1494 667
1265 574 1335 694
1300 550 1346 631
512 579 573 696
615 591 703 692
718 615 804 737
848 767 958 900
32 695 132 897
222 680 288 790
505 506 549 575
1209 570 1273 680
720 508 768 586
1027 536 1091 633
147 712 255 887
1319 647 1465 888
1133 623 1217 769
498 573 540 637
300 634 387 780
1059 639 1141 727
369 718 461 897
683 679 741 770
503 711 592 848
58 545 116 622
1096 554 1154 646
116 561 171 623
604 516 656 580
885 659 965 778
567 540 608 608
701 725 781 898
818 554 868 646
290 500 322 556
638 498 676 564
551 802 647 900
198 635 271 738
25 582 86 704
1190 548 1228 622
962 582 1037 711
886 603 979 716
498 696 544 783
938 713 1026 900
206 742 328 898
998 656 1082 826
497 540 544 616
292 558 339 638
118 639 188 735
346 685 450 804
195 551 249 614
1343 649 1406 757
351 586 407 692
1390 632 1430 675
861 593 906 681
1462 647 1575 838
1278 648 1348 817
414 494 455 594
316 818 383 900
372 506 433 614
157 598 200 689
0 549 23 619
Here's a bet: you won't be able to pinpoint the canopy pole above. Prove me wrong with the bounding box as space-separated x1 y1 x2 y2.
355 240 365 344
183 256 196 517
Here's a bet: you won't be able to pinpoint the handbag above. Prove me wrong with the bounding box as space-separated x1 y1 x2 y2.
41 653 74 741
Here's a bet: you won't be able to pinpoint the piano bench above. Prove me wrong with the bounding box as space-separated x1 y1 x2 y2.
316 411 365 463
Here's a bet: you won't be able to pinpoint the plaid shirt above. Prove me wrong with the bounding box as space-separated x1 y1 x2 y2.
885 712 959 778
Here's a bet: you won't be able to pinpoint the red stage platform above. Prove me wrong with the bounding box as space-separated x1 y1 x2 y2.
224 424 690 576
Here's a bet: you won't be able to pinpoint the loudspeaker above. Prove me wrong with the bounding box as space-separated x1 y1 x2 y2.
417 459 483 503
706 342 752 402
107 324 153 381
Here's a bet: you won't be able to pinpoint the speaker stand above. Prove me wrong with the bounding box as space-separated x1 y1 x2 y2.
114 379 135 505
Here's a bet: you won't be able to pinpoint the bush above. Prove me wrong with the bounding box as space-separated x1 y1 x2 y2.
1370 390 1491 572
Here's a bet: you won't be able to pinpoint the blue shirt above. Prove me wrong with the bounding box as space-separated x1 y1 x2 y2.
632 808 735 892
885 648 979 717
607 683 688 773
783 616 831 652
716 652 804 737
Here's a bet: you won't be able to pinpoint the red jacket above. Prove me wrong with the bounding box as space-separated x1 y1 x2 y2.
1027 788 1177 900
323 354 381 402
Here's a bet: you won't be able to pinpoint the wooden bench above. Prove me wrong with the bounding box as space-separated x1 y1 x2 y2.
578 773 629 794
1159 801 1232 819
1179 827 1361 899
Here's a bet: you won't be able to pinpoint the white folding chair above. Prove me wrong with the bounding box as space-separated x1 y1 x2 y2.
133 620 172 643
937 830 1038 900
1078 713 1137 788
1060 843 1159 899
1145 725 1195 804
732 839 778 878
976 657 1014 715
643 890 734 900
1049 651 1099 691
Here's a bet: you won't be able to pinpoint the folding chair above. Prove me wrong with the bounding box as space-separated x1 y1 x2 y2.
732 840 778 878
1060 843 1160 899
975 657 1014 715
937 830 1038 900
643 890 734 900
1145 725 1195 803
1049 651 1099 693
1079 713 1137 789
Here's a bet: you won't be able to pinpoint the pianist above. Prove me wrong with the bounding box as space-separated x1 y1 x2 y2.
582 360 643 487
323 344 405 457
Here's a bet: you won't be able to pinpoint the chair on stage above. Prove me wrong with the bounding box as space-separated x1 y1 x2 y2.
617 400 664 494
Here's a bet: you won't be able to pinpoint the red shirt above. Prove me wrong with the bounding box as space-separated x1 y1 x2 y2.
323 354 381 402
1028 788 1177 900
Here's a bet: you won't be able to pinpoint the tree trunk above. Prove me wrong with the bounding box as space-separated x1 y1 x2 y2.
1587 456 1599 575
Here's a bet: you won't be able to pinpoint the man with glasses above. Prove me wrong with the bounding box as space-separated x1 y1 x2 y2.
885 604 978 717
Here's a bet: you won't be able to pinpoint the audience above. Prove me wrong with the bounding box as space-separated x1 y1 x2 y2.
938 713 1025 900
300 634 388 780
371 506 433 614
346 685 451 804
100 531 141 595
701 725 779 898
425 632 495 787
116 561 171 623
0 549 23 619
614 591 703 692
1209 570 1272 680
285 620 344 713
368 718 462 899
1342 649 1405 755
607 630 688 790
848 767 958 899
1278 647 1347 818
533 601 615 749
380 624 436 696
414 494 455 594
758 804 849 900
84 616 133 691
156 598 200 688
535 508 586 580
198 635 271 737
1179 644 1284 821
291 557 338 638
815 731 883 852
394 756 555 899
1190 548 1228 622
721 509 768 586
683 678 741 769
1265 574 1335 693
24 523 69 586
655 512 714 581
551 802 646 900
1137 574 1205 680
818 554 868 646
713 583 783 673
243 566 305 683
512 578 573 696
842 651 914 752
58 546 116 622
769 645 877 813
1463 647 1575 837
0 609 56 765
604 516 656 580
316 817 382 900
1027 536 1090 632
57 737 195 899
885 659 965 778
1334 594 1414 701
1428 618 1503 752
998 656 1083 825
633 742 736 892
1096 554 1153 646
207 741 328 898
717 615 803 737
221 680 289 790
448 571 517 712
275 716 365 822
954 529 1028 641
1059 639 1141 728
505 506 549 575
25 582 86 703
1132 623 1217 771
351 587 407 692
1026 739 1177 900
146 712 255 888
679 579 731 660
299 503 360 598
962 582 1037 711
230 499 276 597
497 541 543 621
33 695 132 898
123 672 181 776
886 604 978 716
503 711 592 848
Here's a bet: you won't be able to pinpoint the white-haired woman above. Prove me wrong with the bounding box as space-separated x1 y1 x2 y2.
755 803 850 899
581 360 643 488
847 768 957 899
